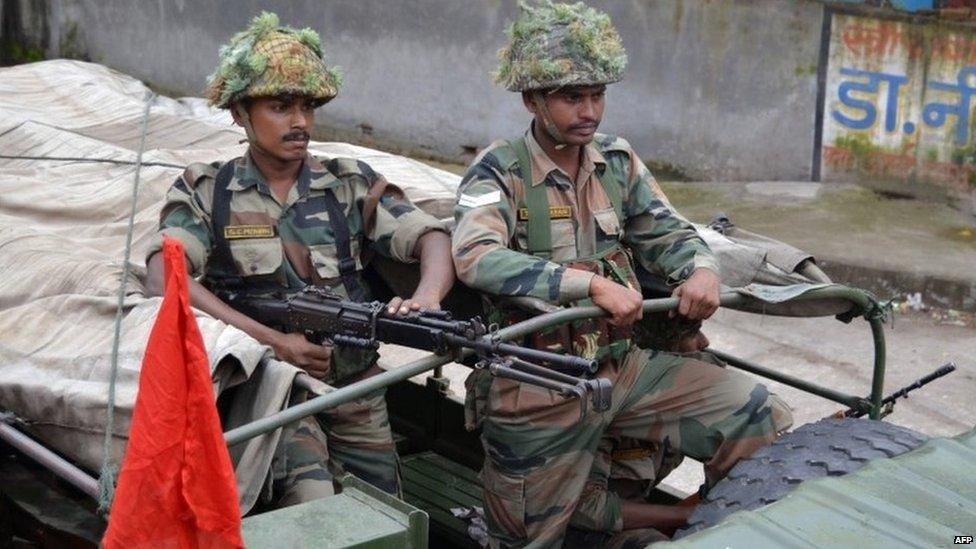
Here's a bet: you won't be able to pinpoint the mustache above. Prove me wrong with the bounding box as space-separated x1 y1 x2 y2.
569 121 598 131
283 130 310 142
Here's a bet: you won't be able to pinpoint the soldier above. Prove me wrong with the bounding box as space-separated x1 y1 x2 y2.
144 12 454 506
452 2 793 546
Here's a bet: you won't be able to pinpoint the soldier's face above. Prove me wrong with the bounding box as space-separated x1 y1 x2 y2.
526 85 606 145
236 95 316 161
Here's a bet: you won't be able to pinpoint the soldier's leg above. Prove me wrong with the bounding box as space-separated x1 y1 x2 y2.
318 384 400 495
609 347 793 488
568 437 624 533
272 417 335 507
318 389 400 495
607 436 684 501
480 375 608 549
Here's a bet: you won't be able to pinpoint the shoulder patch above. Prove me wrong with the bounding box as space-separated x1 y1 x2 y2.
326 157 377 184
594 133 631 155
475 139 519 171
181 161 218 189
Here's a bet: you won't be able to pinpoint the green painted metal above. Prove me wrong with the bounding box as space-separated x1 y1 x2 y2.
665 427 976 548
401 452 482 548
225 285 888 446
241 475 428 548
708 349 869 410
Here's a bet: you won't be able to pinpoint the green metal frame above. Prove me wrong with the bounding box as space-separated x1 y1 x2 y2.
224 285 887 446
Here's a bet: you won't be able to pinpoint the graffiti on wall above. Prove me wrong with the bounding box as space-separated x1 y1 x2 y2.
822 14 976 193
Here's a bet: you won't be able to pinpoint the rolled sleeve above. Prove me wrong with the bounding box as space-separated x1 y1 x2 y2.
387 208 447 263
146 226 210 276
147 180 214 277
558 267 595 302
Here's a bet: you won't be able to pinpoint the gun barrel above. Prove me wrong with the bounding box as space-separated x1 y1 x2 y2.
441 333 597 376
882 362 956 404
845 362 956 418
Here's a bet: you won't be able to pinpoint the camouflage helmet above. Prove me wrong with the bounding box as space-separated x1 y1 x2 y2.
205 12 343 109
496 1 627 92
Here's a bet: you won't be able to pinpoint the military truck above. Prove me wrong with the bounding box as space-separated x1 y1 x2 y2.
1 60 972 548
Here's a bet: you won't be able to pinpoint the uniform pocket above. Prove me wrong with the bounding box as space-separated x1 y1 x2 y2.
229 238 282 276
308 241 363 280
593 207 622 238
515 217 577 261
549 218 577 262
480 466 527 539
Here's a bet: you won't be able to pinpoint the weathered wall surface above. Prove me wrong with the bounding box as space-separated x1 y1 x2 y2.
5 0 825 180
823 12 976 206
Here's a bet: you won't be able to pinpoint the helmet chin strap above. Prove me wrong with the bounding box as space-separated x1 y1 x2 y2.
233 102 257 144
531 91 568 150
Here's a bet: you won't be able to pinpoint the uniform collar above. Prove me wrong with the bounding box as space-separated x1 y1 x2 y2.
306 154 344 190
228 150 334 196
523 123 607 187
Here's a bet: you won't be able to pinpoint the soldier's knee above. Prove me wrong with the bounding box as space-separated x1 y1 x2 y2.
274 466 335 507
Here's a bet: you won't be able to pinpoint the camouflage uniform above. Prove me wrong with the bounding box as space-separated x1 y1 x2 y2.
454 129 793 547
147 12 444 505
456 5 791 543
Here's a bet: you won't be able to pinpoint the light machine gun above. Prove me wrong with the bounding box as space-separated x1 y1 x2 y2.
218 286 612 414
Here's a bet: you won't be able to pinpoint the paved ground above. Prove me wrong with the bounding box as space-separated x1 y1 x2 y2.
661 181 976 311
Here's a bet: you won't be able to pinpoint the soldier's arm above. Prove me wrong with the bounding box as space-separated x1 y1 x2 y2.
346 160 455 312
451 162 593 303
391 229 454 313
617 144 721 319
618 147 718 284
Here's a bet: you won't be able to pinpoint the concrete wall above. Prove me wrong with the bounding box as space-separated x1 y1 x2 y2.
6 0 826 181
822 11 976 206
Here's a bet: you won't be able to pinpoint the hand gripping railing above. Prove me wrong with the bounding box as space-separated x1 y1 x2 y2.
224 285 888 446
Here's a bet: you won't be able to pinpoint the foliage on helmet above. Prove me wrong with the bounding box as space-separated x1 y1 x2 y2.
205 11 343 108
496 1 627 92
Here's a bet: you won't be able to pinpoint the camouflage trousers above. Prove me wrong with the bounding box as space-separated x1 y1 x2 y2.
477 347 793 548
271 385 401 506
569 351 730 534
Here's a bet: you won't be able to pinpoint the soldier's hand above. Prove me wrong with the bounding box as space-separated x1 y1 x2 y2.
589 275 643 327
271 332 332 380
387 294 441 315
671 268 721 320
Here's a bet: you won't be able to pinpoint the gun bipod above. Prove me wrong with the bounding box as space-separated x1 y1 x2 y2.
480 356 612 414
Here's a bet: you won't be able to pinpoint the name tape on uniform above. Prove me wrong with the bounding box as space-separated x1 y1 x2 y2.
224 224 276 239
458 190 502 208
517 206 572 221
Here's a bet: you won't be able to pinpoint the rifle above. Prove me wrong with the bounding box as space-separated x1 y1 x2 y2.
218 286 612 413
843 362 956 418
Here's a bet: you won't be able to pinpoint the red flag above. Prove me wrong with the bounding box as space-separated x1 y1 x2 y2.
103 237 244 549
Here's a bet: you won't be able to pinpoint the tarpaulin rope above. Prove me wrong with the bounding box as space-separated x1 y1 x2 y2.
0 154 183 169
98 91 156 514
